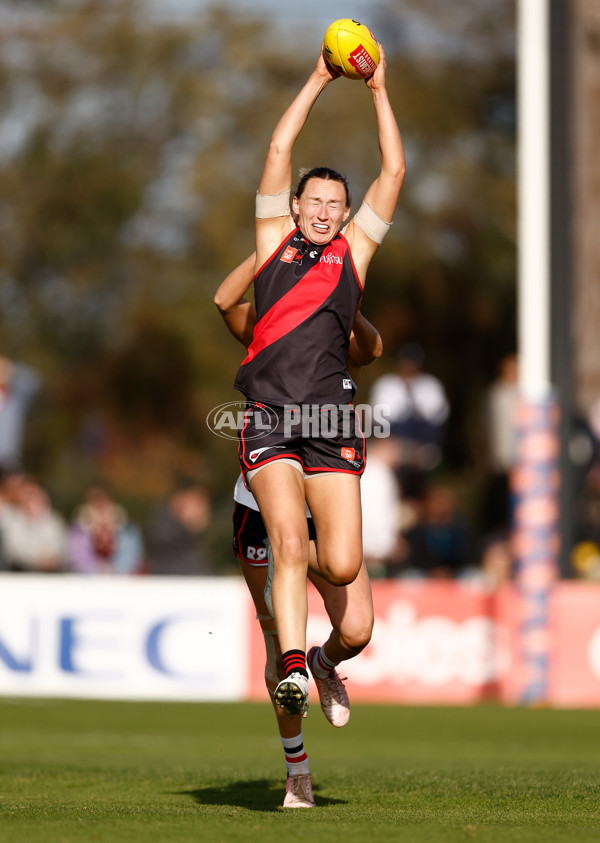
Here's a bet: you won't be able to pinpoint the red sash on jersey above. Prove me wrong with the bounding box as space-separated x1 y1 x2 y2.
240 237 347 366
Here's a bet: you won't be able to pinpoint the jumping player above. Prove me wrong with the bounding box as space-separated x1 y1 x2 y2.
215 254 381 808
234 43 404 720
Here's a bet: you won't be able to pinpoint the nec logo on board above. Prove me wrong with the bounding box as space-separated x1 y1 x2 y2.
281 246 299 263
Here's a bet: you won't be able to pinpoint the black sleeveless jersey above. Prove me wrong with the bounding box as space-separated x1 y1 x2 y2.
234 228 363 407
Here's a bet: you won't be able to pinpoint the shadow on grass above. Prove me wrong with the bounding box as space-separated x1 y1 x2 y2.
181 778 347 812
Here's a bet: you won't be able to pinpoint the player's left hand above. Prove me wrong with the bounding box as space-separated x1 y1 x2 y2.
366 43 386 91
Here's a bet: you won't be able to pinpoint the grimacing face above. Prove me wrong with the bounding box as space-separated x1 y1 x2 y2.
292 178 351 245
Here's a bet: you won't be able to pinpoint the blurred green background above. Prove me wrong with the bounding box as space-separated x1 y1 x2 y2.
0 0 516 569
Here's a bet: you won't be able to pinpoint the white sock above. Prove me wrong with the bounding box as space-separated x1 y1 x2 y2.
281 732 310 776
311 645 337 679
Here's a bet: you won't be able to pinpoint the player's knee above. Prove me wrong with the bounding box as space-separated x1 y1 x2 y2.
321 552 362 586
339 616 373 652
328 570 355 586
271 533 308 568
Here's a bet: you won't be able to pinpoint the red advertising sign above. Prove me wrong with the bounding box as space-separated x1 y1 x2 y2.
246 580 600 707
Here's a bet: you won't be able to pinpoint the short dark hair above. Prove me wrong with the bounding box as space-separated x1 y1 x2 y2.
294 167 351 207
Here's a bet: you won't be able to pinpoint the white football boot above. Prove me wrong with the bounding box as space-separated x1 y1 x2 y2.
283 773 315 808
307 645 350 727
275 672 309 718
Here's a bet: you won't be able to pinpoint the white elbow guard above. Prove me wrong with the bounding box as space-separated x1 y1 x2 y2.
255 188 291 219
353 201 392 245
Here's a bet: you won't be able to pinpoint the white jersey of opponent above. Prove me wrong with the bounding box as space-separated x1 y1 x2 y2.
234 473 312 517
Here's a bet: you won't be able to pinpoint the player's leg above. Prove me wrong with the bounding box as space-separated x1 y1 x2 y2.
263 631 314 808
307 558 373 726
302 406 366 587
233 505 315 807
310 558 373 663
304 471 364 586
249 461 311 716
242 569 314 807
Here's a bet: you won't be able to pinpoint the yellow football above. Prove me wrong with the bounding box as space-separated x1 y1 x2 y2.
323 18 380 81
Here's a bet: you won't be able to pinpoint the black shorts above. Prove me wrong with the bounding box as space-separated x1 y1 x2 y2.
232 502 317 566
237 401 366 485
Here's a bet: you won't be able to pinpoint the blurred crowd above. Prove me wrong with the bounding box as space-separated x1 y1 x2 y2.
361 344 476 582
0 354 214 576
3 349 600 581
362 344 600 587
0 471 214 576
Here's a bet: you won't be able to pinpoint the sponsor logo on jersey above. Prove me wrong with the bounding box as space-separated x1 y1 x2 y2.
281 246 299 263
341 447 356 461
320 253 343 265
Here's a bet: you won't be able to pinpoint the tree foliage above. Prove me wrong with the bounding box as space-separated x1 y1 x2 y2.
0 0 516 564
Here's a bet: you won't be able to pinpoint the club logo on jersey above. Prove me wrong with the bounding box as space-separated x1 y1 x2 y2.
341 445 363 469
343 378 352 389
281 246 299 263
341 445 362 469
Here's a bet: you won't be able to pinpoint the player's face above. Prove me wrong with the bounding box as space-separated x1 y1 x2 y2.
292 178 350 245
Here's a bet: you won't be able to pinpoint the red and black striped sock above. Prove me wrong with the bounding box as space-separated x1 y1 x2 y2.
282 649 308 679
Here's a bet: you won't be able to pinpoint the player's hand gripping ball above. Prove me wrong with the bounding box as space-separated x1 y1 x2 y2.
323 19 380 80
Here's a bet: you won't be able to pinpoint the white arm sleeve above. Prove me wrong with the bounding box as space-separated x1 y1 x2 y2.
255 188 291 219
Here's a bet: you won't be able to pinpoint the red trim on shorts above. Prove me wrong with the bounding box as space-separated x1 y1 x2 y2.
233 550 268 567
304 466 363 475
238 406 253 487
233 504 250 558
353 404 366 466
243 560 268 568
245 453 303 475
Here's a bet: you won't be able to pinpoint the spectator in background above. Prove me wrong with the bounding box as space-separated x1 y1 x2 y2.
360 436 405 578
369 343 449 478
146 482 213 575
480 352 519 536
477 353 519 586
0 357 41 473
0 472 68 572
399 483 470 579
68 485 144 574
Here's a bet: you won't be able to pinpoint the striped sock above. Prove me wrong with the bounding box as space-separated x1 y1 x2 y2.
310 645 337 679
282 649 308 679
281 732 310 776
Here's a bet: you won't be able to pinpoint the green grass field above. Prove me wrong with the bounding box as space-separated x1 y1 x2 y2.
1 699 599 842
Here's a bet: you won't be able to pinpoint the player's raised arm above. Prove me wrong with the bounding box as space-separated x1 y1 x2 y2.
346 44 406 281
213 254 257 348
255 50 339 266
